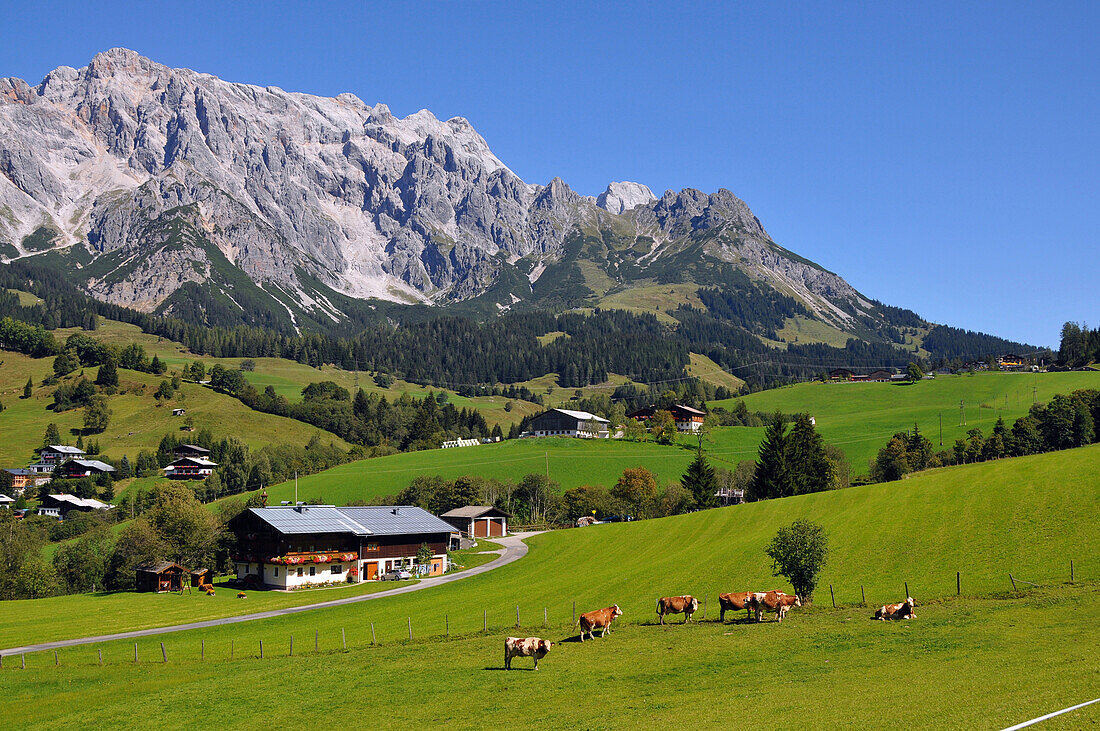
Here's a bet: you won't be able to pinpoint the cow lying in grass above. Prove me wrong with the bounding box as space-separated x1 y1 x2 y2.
504 637 553 670
718 592 757 622
748 591 802 622
577 605 623 641
874 597 915 620
656 595 699 624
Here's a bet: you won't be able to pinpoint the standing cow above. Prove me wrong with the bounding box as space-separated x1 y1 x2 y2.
504 637 553 670
748 591 801 622
577 604 623 641
718 592 756 622
874 597 916 621
656 595 699 624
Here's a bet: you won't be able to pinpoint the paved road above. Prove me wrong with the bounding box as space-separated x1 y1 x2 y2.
0 532 538 657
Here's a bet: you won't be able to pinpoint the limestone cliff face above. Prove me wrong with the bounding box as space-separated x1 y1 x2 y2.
0 48 868 324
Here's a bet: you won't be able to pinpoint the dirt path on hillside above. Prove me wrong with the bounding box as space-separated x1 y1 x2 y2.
0 532 540 657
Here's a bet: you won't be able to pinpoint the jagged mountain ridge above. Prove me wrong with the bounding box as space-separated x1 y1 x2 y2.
2 48 878 334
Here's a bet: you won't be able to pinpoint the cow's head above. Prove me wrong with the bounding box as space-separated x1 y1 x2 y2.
905 597 915 607
793 595 802 607
611 604 623 618
539 639 554 655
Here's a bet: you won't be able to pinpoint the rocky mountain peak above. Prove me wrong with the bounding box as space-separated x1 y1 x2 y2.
596 181 656 214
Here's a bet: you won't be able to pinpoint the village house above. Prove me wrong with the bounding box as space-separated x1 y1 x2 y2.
828 368 854 381
440 505 510 538
626 404 708 432
39 493 114 518
0 494 14 509
529 408 610 438
173 444 212 460
715 486 744 506
163 456 218 480
228 505 455 588
54 459 116 480
38 445 86 464
4 468 33 495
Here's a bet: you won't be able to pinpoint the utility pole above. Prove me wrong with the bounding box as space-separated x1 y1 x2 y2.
939 412 943 446
960 400 965 426
295 471 298 504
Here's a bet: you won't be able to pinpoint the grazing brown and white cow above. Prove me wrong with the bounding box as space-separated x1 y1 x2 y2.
656 595 699 624
748 591 801 622
504 637 553 670
873 597 915 621
717 592 756 622
578 605 623 641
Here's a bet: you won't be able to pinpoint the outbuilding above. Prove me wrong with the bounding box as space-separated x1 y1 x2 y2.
440 505 510 538
135 561 189 593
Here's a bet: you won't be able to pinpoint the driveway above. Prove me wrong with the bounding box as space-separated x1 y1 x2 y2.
0 531 540 657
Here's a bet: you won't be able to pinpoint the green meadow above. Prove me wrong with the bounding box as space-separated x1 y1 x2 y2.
232 436 699 507
2 444 1098 728
711 370 1100 470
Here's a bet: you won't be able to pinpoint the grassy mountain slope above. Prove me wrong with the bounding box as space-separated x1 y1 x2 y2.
2 445 1097 727
0 350 352 466
709 370 1100 469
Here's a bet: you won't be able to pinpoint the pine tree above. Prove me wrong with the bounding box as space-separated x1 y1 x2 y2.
118 455 133 480
23 377 33 399
95 357 119 387
751 412 789 501
43 422 61 447
681 450 718 508
785 413 831 495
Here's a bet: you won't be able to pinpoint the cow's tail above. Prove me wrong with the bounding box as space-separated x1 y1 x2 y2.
655 597 661 615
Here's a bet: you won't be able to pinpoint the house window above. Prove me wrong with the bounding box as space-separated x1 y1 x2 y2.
309 566 316 576
365 543 379 552
274 567 279 577
332 565 343 575
297 567 303 577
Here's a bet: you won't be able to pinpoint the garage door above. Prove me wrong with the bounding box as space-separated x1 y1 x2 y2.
474 519 488 538
489 519 504 537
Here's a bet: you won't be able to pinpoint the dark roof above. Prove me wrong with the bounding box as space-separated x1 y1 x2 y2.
440 505 512 519
136 561 188 574
244 505 455 537
4 468 32 476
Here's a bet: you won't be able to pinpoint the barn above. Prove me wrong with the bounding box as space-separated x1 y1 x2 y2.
529 408 610 438
135 561 189 593
440 505 510 538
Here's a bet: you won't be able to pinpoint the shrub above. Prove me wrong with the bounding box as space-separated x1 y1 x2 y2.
765 519 829 601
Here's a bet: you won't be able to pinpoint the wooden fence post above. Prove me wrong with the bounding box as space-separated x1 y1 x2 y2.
342 628 346 651
830 585 836 608
516 605 520 628
483 610 487 632
544 607 548 628
259 640 263 659
99 648 103 666
133 643 138 664
315 630 319 652
231 640 234 660
160 643 166 663
904 581 910 598
55 650 59 667
408 617 413 641
861 585 865 606
446 614 449 636
1070 560 1074 582
371 623 377 646
201 640 204 661
957 572 961 595
1010 574 1017 592
290 635 294 657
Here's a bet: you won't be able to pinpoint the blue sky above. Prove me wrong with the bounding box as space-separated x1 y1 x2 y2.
2 1 1096 347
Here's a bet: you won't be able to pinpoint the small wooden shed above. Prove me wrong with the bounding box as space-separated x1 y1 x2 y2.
440 506 511 538
135 561 189 593
190 568 210 588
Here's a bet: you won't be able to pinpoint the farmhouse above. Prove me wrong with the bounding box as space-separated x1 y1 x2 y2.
0 494 13 508
135 562 189 593
228 505 454 588
163 457 218 480
3 468 32 494
55 459 116 480
626 404 707 432
828 368 854 380
173 444 212 460
440 505 510 538
38 445 86 464
40 493 114 516
529 408 610 438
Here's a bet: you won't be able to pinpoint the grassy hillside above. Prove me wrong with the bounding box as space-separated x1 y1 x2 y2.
0 350 352 466
2 445 1097 728
710 370 1100 470
227 437 699 507
7 443 1097 649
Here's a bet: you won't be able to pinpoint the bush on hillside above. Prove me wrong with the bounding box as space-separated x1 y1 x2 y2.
766 519 829 601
